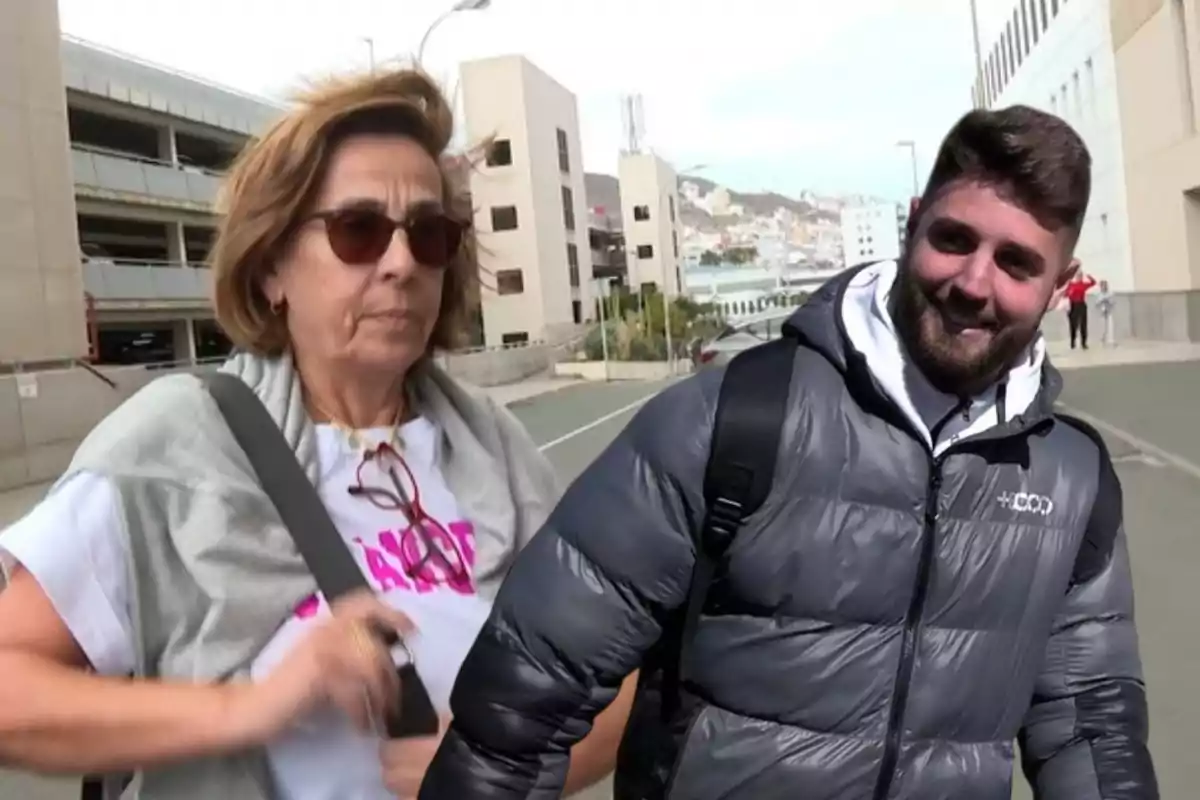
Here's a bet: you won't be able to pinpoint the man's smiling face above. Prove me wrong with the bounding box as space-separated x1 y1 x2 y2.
893 179 1078 396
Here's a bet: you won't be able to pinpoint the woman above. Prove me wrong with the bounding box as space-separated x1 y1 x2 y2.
0 68 633 799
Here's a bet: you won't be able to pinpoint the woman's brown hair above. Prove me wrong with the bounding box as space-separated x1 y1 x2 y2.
210 68 477 355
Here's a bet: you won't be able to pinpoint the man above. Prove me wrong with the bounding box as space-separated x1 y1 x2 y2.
1066 269 1097 348
420 106 1158 799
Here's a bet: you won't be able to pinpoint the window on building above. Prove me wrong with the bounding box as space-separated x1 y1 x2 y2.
1010 15 1021 68
640 281 657 295
486 139 512 167
669 196 676 222
637 244 654 259
1029 0 1040 44
1020 1 1031 53
673 230 679 257
571 300 582 324
501 332 529 346
633 204 650 221
567 243 579 287
491 205 518 231
561 186 576 231
556 128 570 173
1051 0 1059 16
496 269 524 295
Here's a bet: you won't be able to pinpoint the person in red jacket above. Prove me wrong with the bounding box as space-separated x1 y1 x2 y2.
1065 271 1097 349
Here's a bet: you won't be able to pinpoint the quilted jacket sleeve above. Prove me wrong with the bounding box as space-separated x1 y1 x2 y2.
1018 442 1158 799
419 374 718 799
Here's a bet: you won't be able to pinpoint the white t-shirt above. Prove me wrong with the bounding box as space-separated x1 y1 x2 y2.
0 418 493 800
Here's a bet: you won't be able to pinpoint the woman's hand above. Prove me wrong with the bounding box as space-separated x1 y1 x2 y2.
380 715 451 799
227 590 413 744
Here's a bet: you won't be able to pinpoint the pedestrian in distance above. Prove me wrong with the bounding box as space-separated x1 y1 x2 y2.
0 67 631 800
419 105 1159 799
1066 269 1097 348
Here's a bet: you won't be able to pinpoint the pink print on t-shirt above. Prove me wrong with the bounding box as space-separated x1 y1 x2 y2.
290 520 479 620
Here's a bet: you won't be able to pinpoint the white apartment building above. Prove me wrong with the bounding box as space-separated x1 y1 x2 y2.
618 152 683 295
972 0 1134 290
840 202 903 266
459 55 594 348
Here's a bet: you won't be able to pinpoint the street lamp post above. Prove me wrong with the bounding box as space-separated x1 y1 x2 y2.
417 0 491 64
896 140 920 199
969 0 985 108
663 162 708 375
594 278 610 380
361 37 376 73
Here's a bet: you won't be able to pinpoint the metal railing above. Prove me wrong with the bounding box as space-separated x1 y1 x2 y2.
71 143 224 177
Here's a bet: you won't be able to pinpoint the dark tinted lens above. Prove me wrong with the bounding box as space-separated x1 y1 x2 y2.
325 209 394 265
406 215 464 267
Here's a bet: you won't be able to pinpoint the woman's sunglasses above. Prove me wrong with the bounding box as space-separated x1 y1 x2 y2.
307 207 468 268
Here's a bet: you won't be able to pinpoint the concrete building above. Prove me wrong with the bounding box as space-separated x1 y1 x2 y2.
1110 0 1200 339
65 38 282 367
1 0 87 367
618 152 683 296
460 54 594 348
972 0 1134 292
839 202 903 266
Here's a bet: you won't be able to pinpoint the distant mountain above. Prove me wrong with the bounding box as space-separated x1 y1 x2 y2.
583 171 839 231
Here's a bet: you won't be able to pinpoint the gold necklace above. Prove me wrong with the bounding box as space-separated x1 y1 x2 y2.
307 398 404 453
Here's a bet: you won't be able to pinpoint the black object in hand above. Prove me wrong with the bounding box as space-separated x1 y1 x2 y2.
386 663 440 738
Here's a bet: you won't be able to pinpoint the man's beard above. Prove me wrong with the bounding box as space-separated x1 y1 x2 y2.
891 259 1040 398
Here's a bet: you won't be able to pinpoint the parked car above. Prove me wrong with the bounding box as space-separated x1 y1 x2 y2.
695 306 796 368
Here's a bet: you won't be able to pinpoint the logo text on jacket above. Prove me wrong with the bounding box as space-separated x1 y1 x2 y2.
996 491 1054 516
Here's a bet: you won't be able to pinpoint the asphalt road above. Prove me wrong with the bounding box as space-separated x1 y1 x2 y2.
3 363 1198 799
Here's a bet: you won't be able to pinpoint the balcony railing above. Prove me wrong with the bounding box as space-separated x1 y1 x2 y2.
71 144 222 209
81 258 211 304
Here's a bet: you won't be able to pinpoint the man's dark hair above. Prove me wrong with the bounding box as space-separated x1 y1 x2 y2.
920 104 1092 242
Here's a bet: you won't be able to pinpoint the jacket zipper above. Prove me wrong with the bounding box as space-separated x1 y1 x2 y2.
872 456 943 800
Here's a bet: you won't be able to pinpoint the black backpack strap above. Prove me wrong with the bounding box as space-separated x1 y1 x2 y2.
661 335 798 720
1053 412 1122 586
203 373 439 739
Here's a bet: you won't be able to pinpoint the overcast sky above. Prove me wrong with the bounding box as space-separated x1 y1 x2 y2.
58 0 979 202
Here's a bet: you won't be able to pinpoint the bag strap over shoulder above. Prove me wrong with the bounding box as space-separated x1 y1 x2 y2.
203 373 439 740
205 373 367 599
661 334 799 720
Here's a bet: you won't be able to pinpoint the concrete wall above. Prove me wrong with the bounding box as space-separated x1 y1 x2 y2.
553 360 677 381
1040 289 1200 341
0 362 216 491
0 0 88 366
1112 0 1200 296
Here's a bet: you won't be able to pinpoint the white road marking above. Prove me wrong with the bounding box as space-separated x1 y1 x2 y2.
1057 403 1200 483
537 394 657 451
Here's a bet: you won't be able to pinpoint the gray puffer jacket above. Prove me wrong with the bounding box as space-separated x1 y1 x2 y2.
421 269 1157 799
